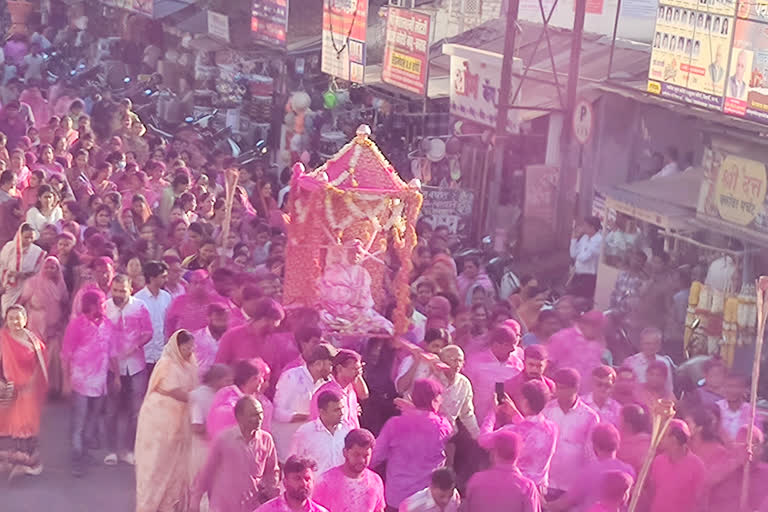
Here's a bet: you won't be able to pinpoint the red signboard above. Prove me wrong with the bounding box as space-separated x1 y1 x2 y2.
251 0 288 48
381 7 431 95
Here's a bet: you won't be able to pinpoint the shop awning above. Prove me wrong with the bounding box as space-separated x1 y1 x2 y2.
599 168 704 230
439 19 651 121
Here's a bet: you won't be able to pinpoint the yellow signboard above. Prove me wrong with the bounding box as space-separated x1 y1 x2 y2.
714 155 767 225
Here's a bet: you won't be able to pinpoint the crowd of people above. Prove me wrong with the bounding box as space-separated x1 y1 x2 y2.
0 31 765 512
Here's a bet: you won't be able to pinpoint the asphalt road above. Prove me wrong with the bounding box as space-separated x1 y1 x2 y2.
3 400 135 512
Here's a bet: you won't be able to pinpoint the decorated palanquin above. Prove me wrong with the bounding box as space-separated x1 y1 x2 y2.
283 125 423 337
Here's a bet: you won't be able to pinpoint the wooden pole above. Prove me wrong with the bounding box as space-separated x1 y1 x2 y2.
221 168 240 249
739 276 768 511
627 399 676 512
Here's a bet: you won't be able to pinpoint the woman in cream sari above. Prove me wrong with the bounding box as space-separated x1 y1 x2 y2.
0 223 46 316
0 305 48 478
134 329 198 512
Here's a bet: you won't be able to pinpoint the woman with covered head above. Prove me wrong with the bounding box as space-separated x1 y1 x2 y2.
0 223 46 316
0 305 48 478
19 255 69 394
134 329 199 512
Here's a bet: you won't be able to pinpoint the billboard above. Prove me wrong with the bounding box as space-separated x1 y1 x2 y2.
697 150 768 233
381 8 431 95
647 0 736 109
251 0 289 48
722 19 768 122
321 0 368 83
443 44 523 133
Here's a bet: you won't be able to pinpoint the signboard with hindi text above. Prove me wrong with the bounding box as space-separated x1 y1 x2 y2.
697 150 768 233
420 186 474 235
647 0 736 109
321 0 368 83
382 8 431 95
443 44 523 134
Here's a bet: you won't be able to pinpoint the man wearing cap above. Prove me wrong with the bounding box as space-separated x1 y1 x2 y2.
647 419 705 512
464 323 524 422
542 368 600 500
463 430 541 512
547 312 606 395
569 216 603 300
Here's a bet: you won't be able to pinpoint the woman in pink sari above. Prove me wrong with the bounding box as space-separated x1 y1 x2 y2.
0 305 48 478
135 329 198 512
33 144 64 178
18 84 50 130
20 256 69 395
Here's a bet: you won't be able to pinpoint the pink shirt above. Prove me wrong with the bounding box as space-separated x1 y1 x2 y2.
582 393 622 426
313 466 386 512
648 451 705 512
194 426 279 512
61 314 117 397
547 327 604 394
371 410 453 507
464 463 540 512
310 378 361 429
255 495 328 512
206 385 272 440
191 326 220 376
104 297 153 376
499 414 558 488
464 348 523 422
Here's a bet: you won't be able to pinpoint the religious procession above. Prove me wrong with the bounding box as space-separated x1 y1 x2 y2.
2 0 768 512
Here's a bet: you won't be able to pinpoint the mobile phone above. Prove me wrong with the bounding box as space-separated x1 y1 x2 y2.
495 382 505 405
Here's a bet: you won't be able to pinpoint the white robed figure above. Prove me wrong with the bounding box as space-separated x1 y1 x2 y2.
316 239 393 335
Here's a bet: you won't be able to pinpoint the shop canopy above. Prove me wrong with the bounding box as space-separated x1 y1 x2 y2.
599 168 704 230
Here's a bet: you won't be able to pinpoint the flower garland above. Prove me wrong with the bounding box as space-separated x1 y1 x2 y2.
328 143 363 188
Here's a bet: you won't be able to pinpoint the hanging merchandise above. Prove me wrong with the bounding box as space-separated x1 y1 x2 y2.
324 89 339 110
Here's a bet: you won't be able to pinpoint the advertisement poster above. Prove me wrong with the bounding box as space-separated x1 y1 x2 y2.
381 8 431 95
697 150 768 233
208 11 230 43
251 0 288 48
722 19 768 122
420 186 474 234
444 44 523 133
647 0 735 109
321 0 368 83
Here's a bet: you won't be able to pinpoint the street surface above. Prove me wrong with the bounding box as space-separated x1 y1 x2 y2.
3 400 135 512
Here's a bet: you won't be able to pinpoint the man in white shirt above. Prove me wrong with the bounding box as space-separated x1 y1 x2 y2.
464 323 523 422
191 303 230 376
542 368 600 498
568 216 603 300
399 468 461 512
134 261 172 371
650 146 681 179
623 328 675 398
272 343 336 462
290 389 352 475
583 365 622 426
717 373 753 441
103 274 153 466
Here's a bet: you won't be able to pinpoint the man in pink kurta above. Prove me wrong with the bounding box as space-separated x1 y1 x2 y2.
313 429 386 512
463 430 541 512
647 420 705 512
60 288 118 476
192 396 279 512
215 298 290 391
164 270 227 336
547 311 605 395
